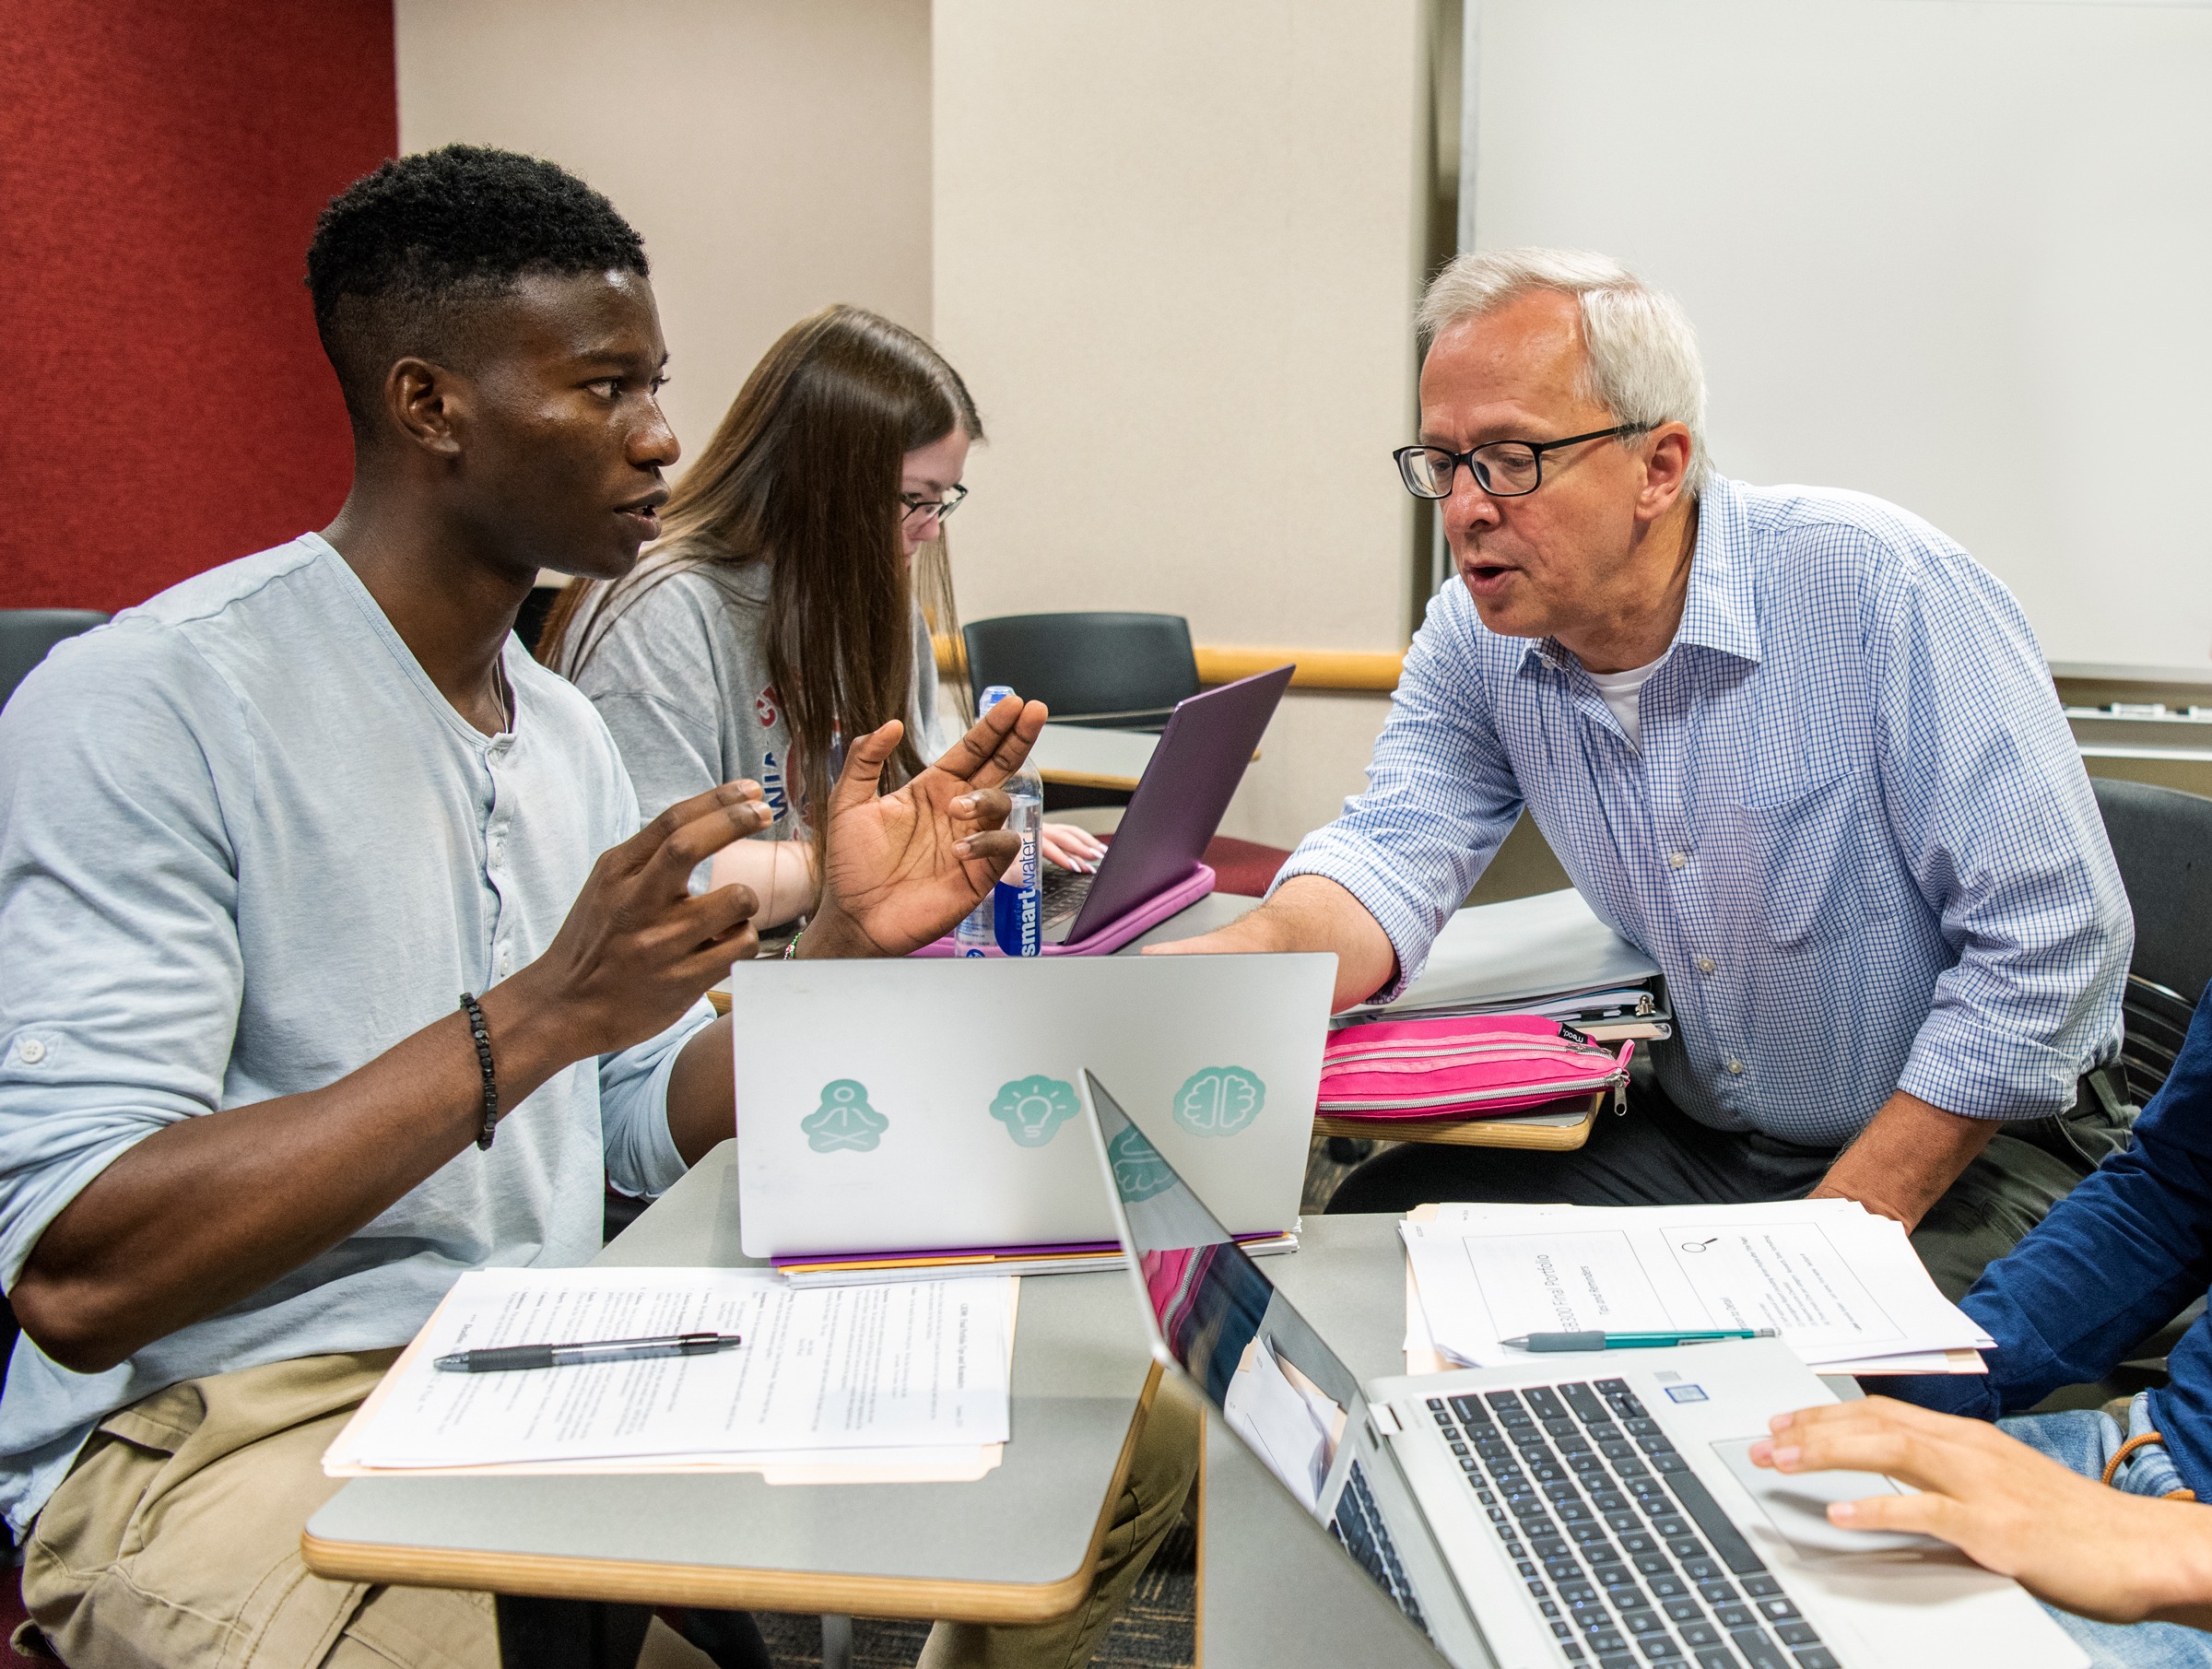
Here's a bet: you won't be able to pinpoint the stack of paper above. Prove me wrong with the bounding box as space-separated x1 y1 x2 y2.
324 1266 1016 1484
1344 888 1661 1019
1402 1200 1991 1377
775 1229 1299 1287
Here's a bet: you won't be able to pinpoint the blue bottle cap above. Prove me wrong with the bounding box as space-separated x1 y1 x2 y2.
978 684 1018 717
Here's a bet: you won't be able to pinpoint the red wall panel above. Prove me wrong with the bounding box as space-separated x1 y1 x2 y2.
0 1 396 612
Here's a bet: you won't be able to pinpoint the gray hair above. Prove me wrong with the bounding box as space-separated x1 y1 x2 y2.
1418 248 1711 497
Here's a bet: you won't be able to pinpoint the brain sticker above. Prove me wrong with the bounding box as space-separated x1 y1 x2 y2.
1172 1066 1265 1137
803 1079 888 1152
990 1075 1080 1147
1108 1125 1176 1202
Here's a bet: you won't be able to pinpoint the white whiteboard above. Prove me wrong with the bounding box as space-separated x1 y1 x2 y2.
1465 0 2212 677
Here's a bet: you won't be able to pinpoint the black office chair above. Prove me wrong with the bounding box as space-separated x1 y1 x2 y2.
961 611 1199 731
2091 777 2212 1370
1 608 110 711
2094 776 2212 1100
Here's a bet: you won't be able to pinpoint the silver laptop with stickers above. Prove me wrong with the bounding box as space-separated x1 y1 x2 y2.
727 955 1333 1261
1079 1069 2088 1669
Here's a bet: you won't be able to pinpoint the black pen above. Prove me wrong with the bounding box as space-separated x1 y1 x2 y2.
433 1331 744 1373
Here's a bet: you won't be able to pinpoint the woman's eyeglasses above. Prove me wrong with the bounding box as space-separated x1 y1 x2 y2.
900 484 971 524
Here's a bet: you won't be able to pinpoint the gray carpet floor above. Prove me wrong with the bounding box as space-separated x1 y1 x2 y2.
749 1521 1196 1669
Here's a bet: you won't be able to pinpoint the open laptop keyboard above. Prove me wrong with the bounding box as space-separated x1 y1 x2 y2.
1330 1457 1428 1630
1040 865 1091 930
1425 1379 1837 1669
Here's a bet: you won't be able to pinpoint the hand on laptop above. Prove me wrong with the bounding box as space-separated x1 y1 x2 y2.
1143 874 1390 1011
805 693 1049 958
1041 822 1107 874
1752 1396 2212 1628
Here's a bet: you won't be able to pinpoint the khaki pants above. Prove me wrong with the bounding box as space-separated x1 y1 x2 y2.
19 1351 1200 1669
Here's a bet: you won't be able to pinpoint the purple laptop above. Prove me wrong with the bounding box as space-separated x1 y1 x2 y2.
914 663 1294 957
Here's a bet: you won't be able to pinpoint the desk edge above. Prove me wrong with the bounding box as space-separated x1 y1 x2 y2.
300 1365 1167 1626
1035 768 1142 793
299 1533 1095 1624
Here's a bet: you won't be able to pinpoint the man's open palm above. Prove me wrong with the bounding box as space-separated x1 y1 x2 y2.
810 697 1049 957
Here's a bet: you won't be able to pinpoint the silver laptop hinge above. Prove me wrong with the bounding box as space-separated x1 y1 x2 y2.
1370 1401 1406 1437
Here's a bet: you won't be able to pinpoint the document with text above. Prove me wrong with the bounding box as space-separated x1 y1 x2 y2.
1403 1201 1992 1373
325 1267 1013 1471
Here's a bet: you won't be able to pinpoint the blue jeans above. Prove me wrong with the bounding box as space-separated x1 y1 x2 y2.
1999 1395 2212 1669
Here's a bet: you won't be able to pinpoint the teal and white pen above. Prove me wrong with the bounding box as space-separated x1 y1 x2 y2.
1500 1328 1776 1352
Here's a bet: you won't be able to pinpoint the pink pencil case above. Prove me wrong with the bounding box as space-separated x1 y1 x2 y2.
1317 1013 1634 1121
910 863 1216 958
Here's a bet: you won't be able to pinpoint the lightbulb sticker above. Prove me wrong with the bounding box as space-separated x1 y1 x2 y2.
1172 1065 1265 1137
1108 1125 1176 1201
803 1079 888 1152
989 1075 1080 1147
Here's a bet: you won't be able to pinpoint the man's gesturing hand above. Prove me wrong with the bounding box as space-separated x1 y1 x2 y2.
805 695 1049 958
1751 1396 2212 1628
495 780 771 1060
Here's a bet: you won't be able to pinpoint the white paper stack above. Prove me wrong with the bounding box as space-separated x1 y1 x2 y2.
1401 1200 1992 1377
1344 888 1660 1019
324 1266 1016 1483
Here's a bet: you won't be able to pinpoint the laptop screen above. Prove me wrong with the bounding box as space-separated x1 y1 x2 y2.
1084 1067 1367 1514
1064 664 1291 940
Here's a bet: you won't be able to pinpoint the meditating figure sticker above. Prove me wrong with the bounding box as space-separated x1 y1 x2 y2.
990 1075 1080 1146
1108 1124 1177 1201
1172 1065 1265 1137
804 1079 888 1152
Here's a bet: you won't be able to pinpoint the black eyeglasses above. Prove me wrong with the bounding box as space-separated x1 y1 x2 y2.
1392 424 1651 500
900 484 971 523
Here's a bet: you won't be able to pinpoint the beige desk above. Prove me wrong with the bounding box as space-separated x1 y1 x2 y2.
1029 723 1266 794
302 1146 1163 1663
1028 723 1160 793
304 890 1258 1664
1313 1090 1602 1152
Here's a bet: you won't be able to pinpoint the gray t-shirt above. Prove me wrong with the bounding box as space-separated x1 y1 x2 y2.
559 551 948 838
0 534 707 1534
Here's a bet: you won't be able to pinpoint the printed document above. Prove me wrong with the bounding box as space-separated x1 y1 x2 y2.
1403 1201 1991 1371
326 1267 1012 1470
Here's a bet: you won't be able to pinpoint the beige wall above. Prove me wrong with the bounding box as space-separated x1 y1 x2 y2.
931 0 1438 846
400 0 1442 850
394 0 932 470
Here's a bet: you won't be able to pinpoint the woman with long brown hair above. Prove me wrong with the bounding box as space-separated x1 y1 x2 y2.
538 313 1189 1669
541 303 1101 922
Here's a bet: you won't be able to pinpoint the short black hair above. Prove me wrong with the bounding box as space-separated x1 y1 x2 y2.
306 145 649 427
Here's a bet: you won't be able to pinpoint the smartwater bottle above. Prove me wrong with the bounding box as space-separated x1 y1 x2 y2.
954 685 1042 956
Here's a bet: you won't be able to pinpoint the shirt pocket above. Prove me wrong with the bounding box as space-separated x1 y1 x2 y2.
1716 771 1875 949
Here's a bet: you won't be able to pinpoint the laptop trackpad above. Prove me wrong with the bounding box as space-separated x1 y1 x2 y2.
1710 1438 1947 1557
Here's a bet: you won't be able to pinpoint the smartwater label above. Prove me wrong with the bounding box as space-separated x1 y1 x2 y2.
993 878 1040 956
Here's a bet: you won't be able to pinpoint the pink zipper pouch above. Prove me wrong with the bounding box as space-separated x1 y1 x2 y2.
1318 1014 1634 1121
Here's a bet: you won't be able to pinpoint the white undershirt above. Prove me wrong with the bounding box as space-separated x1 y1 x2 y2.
1582 652 1668 748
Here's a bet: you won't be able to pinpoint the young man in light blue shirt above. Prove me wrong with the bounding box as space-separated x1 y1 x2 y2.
1157 248 2132 1299
0 147 1190 1669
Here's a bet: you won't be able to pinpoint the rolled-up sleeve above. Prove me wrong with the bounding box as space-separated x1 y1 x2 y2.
0 632 250 1289
1869 553 2131 1119
597 1000 716 1199
1271 587 1524 1002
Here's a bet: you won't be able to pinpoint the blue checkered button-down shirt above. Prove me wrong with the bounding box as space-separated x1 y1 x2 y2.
1280 476 2129 1146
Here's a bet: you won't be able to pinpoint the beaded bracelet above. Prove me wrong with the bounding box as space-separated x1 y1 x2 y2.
782 925 805 960
457 993 499 1149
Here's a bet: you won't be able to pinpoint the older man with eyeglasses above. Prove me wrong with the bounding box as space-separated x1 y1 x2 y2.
1154 247 2133 1297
